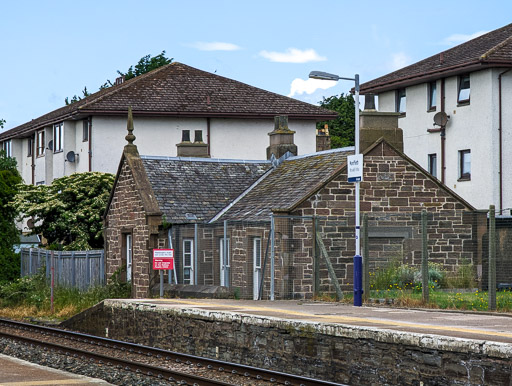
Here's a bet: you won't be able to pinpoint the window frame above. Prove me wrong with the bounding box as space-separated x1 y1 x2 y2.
27 137 33 157
428 153 437 178
459 149 471 181
36 130 45 157
458 74 470 105
2 140 12 157
396 88 406 115
183 238 194 285
53 122 63 153
82 119 89 142
428 81 437 111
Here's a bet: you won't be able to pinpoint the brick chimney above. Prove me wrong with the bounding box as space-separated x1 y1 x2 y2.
266 116 298 160
316 123 331 152
360 95 403 152
176 129 209 157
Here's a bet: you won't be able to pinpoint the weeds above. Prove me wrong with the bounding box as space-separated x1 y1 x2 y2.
0 269 130 320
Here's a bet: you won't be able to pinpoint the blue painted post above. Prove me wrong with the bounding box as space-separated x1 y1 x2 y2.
354 254 363 306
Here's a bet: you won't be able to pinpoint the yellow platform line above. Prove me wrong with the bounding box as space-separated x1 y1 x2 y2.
161 299 512 339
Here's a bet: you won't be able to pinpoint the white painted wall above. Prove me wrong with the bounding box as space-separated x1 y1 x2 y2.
377 68 504 209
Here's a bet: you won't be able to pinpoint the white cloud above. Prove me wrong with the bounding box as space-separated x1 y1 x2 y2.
259 48 326 63
389 52 412 71
288 78 337 97
441 31 488 46
190 42 241 51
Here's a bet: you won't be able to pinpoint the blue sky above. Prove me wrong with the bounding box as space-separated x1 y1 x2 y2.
1 0 511 130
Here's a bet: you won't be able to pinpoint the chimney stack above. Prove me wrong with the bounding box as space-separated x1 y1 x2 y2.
316 123 331 152
359 100 403 152
176 129 209 158
266 116 298 160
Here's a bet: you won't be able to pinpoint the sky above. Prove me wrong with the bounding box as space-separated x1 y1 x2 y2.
1 0 511 131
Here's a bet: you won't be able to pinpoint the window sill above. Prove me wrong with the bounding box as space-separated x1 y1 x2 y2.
457 176 471 182
36 154 45 158
427 107 437 113
54 150 63 154
457 100 470 107
397 112 406 118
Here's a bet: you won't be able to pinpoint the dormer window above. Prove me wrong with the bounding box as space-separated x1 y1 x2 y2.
396 88 406 114
458 74 470 104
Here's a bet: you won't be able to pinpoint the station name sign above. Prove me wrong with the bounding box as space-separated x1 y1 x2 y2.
347 154 363 182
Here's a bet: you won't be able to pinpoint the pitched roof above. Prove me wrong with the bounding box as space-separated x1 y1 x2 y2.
0 62 337 141
140 156 270 224
360 23 512 94
215 148 353 221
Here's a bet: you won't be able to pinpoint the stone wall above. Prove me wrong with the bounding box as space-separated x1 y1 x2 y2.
63 300 512 385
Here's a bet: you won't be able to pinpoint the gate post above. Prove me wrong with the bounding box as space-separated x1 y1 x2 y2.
422 209 429 303
489 205 496 311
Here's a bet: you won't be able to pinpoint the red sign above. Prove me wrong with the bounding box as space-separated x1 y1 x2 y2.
153 249 174 270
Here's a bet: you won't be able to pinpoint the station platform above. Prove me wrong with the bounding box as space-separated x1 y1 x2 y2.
124 298 512 344
0 354 111 385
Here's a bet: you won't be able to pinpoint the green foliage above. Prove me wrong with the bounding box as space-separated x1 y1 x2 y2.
317 93 356 148
119 50 173 81
14 172 115 250
370 260 447 292
0 150 22 283
0 118 5 129
0 268 130 314
444 259 477 289
64 87 91 105
65 51 173 104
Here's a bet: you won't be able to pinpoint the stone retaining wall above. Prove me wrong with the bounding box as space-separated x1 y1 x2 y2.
62 300 512 385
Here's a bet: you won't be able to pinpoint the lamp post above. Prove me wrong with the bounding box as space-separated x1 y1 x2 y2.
309 71 362 306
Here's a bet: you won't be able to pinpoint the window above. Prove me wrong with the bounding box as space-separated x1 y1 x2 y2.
428 153 437 178
53 123 63 152
2 140 12 157
396 88 406 114
27 137 33 157
183 239 194 284
125 234 132 282
428 81 437 111
36 130 45 157
83 119 89 142
458 74 470 104
220 237 230 287
459 149 471 180
253 237 262 300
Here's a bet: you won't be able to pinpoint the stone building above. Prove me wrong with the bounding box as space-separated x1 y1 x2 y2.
104 110 483 299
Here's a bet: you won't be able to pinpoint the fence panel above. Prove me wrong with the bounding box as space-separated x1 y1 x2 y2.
20 248 105 291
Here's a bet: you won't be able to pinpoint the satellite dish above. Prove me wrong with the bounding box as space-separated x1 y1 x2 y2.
66 151 77 162
47 140 53 151
433 112 449 127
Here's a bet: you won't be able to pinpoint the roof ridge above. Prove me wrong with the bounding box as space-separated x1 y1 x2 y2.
480 34 512 61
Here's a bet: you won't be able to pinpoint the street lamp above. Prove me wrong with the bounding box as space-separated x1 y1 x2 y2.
309 71 362 306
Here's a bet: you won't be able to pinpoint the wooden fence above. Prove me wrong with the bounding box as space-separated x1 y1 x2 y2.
20 248 105 290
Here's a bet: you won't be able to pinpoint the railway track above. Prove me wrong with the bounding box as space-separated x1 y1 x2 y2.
0 318 342 386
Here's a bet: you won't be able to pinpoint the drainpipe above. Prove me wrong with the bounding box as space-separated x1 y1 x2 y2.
31 132 35 185
207 117 211 156
88 117 92 172
440 78 446 184
498 69 511 214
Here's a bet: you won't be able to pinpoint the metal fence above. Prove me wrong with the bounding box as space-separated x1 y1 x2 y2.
160 207 507 300
20 248 105 291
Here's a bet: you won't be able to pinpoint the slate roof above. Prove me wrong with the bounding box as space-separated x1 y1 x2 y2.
0 62 337 141
140 156 270 224
360 23 512 94
214 148 353 222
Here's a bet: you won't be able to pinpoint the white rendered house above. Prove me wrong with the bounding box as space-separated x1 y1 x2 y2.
360 24 512 210
0 62 336 185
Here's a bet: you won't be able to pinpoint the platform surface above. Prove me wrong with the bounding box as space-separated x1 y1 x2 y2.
122 298 512 344
0 354 111 386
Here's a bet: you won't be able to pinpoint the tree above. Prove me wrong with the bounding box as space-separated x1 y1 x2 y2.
14 172 115 250
317 93 356 149
65 51 173 105
0 119 5 129
0 150 22 283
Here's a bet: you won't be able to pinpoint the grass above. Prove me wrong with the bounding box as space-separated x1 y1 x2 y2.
0 269 130 320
